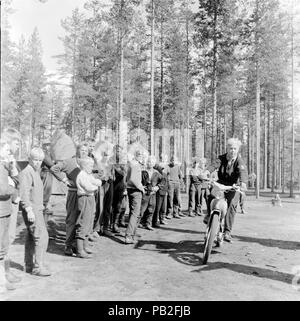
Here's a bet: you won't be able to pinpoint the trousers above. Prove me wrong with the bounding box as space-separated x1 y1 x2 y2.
76 195 95 240
65 190 79 247
22 209 49 269
167 182 181 216
125 189 142 239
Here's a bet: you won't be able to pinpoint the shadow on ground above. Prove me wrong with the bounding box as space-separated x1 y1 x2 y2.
233 235 300 251
134 239 218 266
13 214 67 257
159 225 204 235
193 261 294 285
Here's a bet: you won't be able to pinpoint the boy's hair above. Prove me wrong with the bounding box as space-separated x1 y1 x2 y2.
227 138 242 149
76 142 89 157
29 147 45 160
78 157 94 170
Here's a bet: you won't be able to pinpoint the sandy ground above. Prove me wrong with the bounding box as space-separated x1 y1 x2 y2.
2 191 300 301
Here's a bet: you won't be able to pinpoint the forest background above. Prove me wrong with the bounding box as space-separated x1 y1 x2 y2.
1 0 300 196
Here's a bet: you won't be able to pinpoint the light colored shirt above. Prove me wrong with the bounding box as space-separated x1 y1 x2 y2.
165 164 182 182
19 164 43 213
76 171 102 196
126 159 144 192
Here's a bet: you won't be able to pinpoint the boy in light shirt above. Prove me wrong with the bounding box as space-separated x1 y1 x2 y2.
75 157 102 258
19 147 51 277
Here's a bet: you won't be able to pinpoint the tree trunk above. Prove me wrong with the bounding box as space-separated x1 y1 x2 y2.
281 104 285 193
267 93 271 188
255 0 260 198
224 103 227 153
150 0 155 155
118 0 124 148
247 106 251 179
160 16 164 129
211 0 218 163
271 93 276 193
290 0 295 198
203 94 207 157
263 99 267 190
231 100 235 137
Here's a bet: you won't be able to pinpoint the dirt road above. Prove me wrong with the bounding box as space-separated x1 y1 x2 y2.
3 192 300 301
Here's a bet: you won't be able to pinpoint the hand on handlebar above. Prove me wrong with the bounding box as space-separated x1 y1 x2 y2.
232 184 241 191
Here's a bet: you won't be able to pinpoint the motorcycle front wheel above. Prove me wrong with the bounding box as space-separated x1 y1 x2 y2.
202 213 219 265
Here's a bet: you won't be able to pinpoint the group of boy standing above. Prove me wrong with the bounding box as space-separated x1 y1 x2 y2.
0 128 247 293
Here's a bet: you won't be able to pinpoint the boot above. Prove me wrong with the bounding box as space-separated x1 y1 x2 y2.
188 210 195 217
83 239 94 254
4 258 22 283
64 245 75 256
32 266 51 277
0 260 7 293
112 223 120 234
119 212 126 227
0 260 15 292
76 239 92 259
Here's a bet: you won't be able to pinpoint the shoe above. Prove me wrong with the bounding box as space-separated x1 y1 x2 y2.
145 225 154 231
5 272 22 283
196 211 203 216
152 223 160 228
224 232 232 243
92 231 100 239
203 214 209 225
32 267 51 277
76 239 93 259
179 212 186 217
88 235 98 242
138 223 144 228
160 220 168 225
4 260 22 283
83 239 95 254
124 237 135 244
5 281 16 291
112 224 120 234
102 229 114 237
173 214 181 219
165 215 172 220
188 212 195 217
64 246 77 256
43 208 53 216
240 209 246 214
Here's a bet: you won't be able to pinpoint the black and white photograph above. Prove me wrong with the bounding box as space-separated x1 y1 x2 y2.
0 0 300 304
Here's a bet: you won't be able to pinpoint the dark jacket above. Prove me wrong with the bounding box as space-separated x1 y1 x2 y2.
217 153 248 186
154 165 169 196
142 169 161 196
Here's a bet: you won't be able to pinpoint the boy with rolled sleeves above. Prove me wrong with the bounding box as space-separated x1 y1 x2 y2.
19 147 51 276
